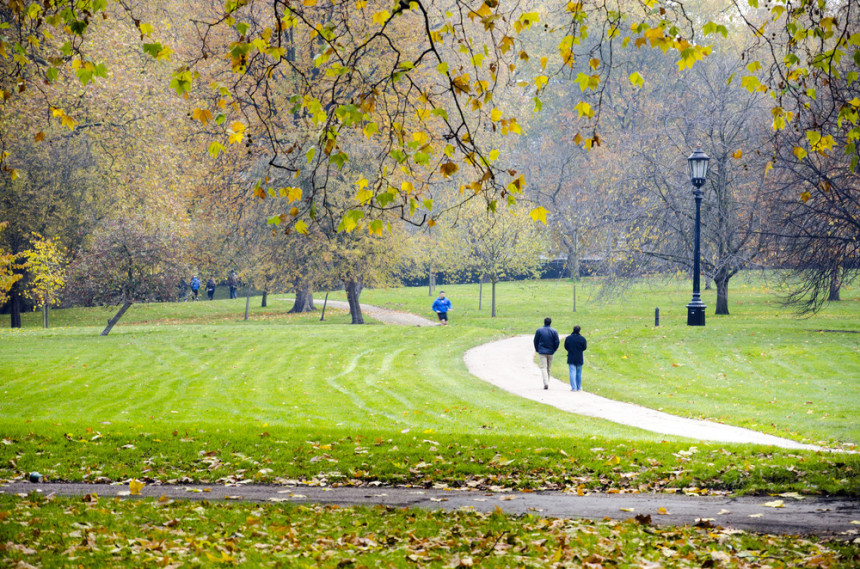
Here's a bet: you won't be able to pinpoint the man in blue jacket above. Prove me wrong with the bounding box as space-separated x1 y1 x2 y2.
533 317 560 390
432 291 452 325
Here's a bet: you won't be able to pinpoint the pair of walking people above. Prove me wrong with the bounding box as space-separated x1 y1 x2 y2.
533 317 587 391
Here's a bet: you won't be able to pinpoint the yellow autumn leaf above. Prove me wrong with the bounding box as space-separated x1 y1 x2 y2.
732 150 743 159
60 115 77 130
800 191 811 203
303 0 317 5
51 107 65 117
574 101 593 118
287 186 302 202
230 121 246 133
294 220 309 234
129 479 144 495
589 58 600 70
529 206 549 224
10 169 20 181
192 108 212 125
628 72 645 89
34 131 45 142
763 500 785 508
793 146 807 160
620 507 634 512
657 507 669 515
372 10 390 25
490 108 502 122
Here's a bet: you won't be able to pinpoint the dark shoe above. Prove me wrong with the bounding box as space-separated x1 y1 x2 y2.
544 385 548 390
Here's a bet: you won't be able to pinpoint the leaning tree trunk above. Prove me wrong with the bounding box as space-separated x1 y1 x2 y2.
344 278 364 324
289 281 316 313
714 272 730 315
261 290 268 308
100 301 133 336
828 268 841 301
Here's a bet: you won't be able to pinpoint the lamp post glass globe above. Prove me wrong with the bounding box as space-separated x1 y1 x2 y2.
686 146 709 326
687 147 710 189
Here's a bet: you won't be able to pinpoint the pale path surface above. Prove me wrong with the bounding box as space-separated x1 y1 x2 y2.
279 297 438 327
465 335 824 451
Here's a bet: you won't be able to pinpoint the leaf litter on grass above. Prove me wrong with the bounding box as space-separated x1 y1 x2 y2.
0 493 857 568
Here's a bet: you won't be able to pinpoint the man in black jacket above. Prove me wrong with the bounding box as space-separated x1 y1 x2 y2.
564 325 587 391
533 317 560 390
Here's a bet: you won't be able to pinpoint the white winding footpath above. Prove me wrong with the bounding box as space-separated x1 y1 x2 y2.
282 297 825 450
465 335 824 450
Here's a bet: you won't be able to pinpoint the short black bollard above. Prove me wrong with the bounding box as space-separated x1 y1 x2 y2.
655 307 660 327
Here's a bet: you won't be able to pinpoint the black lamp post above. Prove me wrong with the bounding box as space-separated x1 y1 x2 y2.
686 145 709 326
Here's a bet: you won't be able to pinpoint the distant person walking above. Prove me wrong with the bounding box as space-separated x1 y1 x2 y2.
432 291 452 325
564 325 588 391
189 275 201 301
228 270 239 299
206 277 216 301
533 317 560 390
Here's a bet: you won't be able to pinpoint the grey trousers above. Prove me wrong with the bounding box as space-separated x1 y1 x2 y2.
538 354 553 387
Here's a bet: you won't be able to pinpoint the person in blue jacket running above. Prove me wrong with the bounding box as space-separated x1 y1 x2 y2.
189 275 201 301
432 291 452 325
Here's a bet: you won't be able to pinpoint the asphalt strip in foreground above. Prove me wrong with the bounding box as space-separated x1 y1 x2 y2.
3 482 859 538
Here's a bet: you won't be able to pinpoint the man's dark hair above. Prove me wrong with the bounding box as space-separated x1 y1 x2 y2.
544 317 552 326
573 325 581 334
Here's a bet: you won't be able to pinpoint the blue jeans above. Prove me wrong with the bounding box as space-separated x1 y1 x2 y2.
568 364 582 390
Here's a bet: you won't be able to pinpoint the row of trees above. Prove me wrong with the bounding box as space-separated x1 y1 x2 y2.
1 0 856 327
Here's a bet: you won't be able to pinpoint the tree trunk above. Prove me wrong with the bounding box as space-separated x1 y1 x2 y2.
828 268 841 301
261 290 268 308
320 291 329 321
244 285 251 321
344 278 364 324
100 301 133 336
289 281 316 313
478 275 483 311
428 265 435 296
9 278 22 329
714 273 730 315
491 278 497 318
43 302 48 329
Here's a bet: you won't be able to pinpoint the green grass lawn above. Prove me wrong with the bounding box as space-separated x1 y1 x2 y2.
2 275 859 567
1 274 858 498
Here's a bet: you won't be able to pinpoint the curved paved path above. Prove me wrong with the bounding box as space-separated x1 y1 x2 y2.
465 336 823 450
282 297 824 450
4 482 857 537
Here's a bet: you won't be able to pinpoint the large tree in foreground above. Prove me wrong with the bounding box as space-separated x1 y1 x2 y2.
3 1 855 233
66 217 187 336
